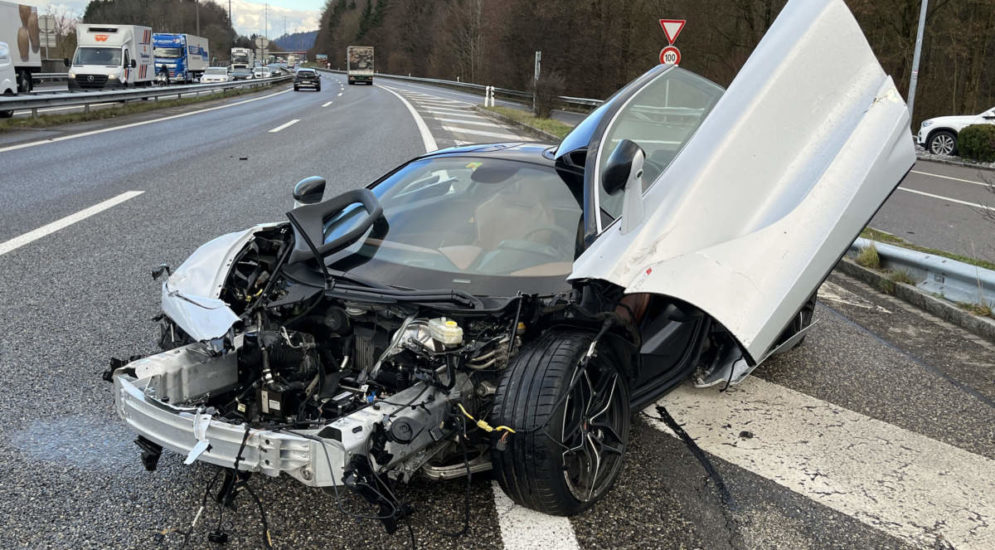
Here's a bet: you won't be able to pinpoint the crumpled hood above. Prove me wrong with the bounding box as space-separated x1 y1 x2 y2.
570 0 915 363
162 224 275 341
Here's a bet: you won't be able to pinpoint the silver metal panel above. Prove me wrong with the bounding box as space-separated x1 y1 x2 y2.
570 0 915 362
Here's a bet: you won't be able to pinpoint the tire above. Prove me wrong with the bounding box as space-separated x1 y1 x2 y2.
774 294 817 351
928 130 958 156
490 330 629 515
294 85 299 91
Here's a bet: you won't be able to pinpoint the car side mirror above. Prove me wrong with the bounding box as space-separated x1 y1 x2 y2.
602 139 645 234
63 58 70 67
131 59 137 68
293 176 326 208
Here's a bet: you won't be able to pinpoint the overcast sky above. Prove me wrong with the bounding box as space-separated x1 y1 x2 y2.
18 0 323 37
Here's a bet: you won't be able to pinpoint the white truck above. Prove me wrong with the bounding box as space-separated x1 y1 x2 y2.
0 1 42 93
1 41 17 117
230 47 253 70
69 24 153 90
347 45 373 85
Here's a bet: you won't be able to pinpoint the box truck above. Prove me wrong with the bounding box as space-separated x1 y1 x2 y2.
69 24 153 90
0 1 42 92
230 47 253 69
347 45 373 85
152 33 208 83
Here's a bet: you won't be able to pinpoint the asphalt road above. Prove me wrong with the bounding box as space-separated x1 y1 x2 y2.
0 73 992 549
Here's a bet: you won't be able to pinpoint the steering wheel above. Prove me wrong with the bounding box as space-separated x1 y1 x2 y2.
519 225 575 253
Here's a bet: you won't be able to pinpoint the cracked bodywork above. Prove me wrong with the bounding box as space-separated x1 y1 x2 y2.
570 0 915 363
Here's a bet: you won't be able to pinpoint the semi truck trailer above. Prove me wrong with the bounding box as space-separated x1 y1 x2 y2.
153 33 208 83
0 1 42 92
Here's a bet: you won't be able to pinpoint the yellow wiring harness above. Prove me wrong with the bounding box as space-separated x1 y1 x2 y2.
456 403 516 434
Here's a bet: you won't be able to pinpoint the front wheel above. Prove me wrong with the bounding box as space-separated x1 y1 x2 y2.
928 130 957 156
490 330 629 515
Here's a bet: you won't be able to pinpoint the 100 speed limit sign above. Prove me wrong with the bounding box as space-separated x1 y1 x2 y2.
659 46 681 65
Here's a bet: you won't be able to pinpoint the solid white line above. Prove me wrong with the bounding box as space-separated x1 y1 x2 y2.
647 378 995 549
0 191 144 256
897 187 994 211
491 482 580 550
322 101 333 107
377 85 438 152
0 89 292 154
441 126 522 140
910 169 992 189
268 119 300 133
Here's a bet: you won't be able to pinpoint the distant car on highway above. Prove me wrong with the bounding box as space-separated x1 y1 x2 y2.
253 66 271 79
293 67 320 91
230 67 253 81
200 66 230 83
917 106 995 155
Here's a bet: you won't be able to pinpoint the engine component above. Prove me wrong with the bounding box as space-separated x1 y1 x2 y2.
428 317 463 346
130 343 237 404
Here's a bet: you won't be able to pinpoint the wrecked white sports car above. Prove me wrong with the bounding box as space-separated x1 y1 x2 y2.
106 0 914 534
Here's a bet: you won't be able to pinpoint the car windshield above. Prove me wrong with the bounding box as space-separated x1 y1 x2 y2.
323 156 582 295
205 68 227 75
74 47 122 66
154 47 182 58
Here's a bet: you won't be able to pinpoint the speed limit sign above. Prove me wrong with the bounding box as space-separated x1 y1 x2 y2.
659 46 681 65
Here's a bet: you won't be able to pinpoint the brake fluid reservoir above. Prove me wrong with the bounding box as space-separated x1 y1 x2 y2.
429 317 463 347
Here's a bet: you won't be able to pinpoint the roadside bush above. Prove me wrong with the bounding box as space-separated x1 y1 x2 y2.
532 72 565 119
957 124 995 162
855 244 880 269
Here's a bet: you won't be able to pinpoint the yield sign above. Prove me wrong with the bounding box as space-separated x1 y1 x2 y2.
659 19 686 45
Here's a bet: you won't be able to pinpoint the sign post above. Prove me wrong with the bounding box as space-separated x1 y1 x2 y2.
38 14 56 59
658 18 686 66
532 50 541 113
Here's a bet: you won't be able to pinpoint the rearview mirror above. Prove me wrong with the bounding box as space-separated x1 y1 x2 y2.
293 176 326 208
131 59 137 68
602 139 645 234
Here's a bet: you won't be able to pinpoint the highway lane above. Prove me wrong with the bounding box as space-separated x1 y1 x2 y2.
0 72 992 549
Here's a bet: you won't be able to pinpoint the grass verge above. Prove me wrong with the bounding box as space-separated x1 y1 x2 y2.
484 105 573 140
860 227 995 272
0 83 281 133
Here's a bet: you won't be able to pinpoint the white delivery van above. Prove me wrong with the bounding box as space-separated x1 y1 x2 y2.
69 24 153 90
1 41 17 118
0 1 42 92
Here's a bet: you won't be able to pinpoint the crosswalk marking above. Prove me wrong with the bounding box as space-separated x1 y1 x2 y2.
423 107 485 117
434 117 514 128
647 377 995 549
440 126 523 140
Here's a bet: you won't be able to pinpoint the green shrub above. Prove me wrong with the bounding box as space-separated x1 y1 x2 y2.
957 124 995 162
855 244 880 269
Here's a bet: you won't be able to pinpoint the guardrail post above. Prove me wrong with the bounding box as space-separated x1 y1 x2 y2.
31 107 38 118
84 104 90 114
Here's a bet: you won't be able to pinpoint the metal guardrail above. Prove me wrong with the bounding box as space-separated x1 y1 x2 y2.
848 237 995 306
2 75 292 116
317 68 603 109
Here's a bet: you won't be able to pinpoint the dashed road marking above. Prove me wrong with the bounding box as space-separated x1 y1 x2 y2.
0 191 144 256
268 119 300 133
322 101 333 107
337 92 343 97
911 169 992 189
897 187 993 211
647 377 995 549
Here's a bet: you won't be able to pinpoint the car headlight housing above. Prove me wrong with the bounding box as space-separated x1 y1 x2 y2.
108 73 118 80
68 71 75 79
921 120 934 128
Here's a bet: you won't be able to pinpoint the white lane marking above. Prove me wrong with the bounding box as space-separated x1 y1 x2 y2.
435 117 514 128
0 89 292 154
411 98 470 108
377 85 438 152
0 191 144 256
322 101 333 107
424 109 486 119
817 281 892 313
897 187 994 211
337 92 343 97
423 106 479 115
647 378 995 549
268 119 300 133
441 126 523 140
911 169 992 189
491 482 580 550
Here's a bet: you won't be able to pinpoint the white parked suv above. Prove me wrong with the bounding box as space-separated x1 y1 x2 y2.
200 67 231 83
917 106 995 155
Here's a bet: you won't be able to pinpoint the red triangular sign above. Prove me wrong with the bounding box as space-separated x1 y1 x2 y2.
659 19 686 45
